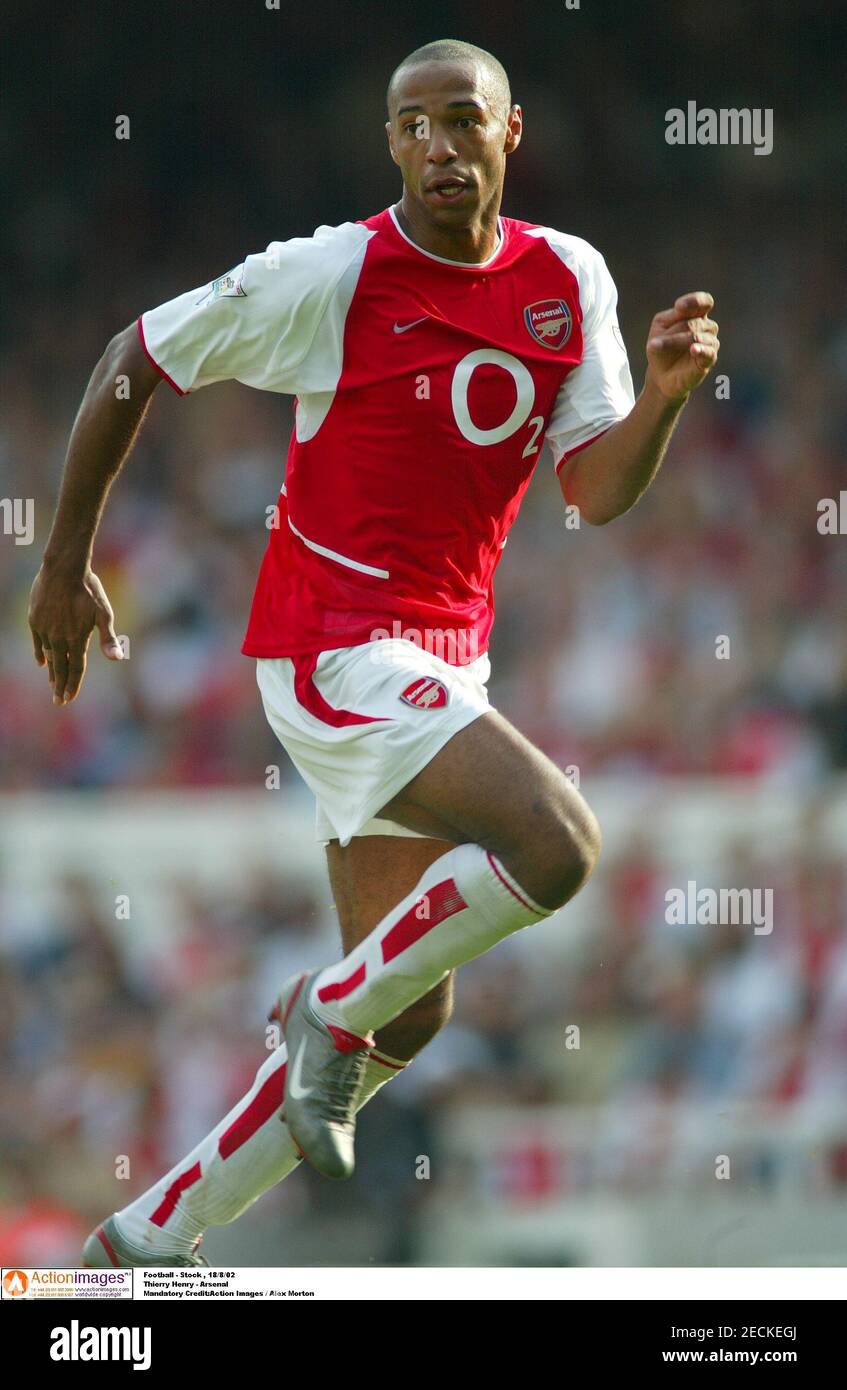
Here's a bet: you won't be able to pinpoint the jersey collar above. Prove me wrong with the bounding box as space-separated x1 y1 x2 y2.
388 204 505 269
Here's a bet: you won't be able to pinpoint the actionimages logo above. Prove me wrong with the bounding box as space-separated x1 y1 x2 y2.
1 1266 133 1299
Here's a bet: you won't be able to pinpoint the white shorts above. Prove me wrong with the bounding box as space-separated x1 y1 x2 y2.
256 639 493 847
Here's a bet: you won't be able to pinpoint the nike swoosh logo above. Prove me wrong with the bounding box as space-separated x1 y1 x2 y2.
288 1037 312 1100
393 316 428 334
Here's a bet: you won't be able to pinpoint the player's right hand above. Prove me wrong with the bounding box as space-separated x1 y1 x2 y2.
28 563 124 705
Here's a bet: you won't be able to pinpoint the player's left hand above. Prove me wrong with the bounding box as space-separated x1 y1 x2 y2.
645 292 720 401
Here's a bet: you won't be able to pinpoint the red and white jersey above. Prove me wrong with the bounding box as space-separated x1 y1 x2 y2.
139 206 634 664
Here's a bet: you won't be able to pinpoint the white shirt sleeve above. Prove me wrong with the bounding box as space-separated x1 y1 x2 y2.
533 230 636 472
138 221 372 395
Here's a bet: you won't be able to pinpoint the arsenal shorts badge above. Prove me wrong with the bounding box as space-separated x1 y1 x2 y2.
400 677 449 709
524 298 572 349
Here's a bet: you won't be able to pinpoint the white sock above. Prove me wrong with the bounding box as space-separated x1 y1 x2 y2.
311 843 552 1037
114 1041 406 1257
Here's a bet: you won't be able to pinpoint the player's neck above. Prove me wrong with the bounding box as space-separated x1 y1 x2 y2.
392 199 502 266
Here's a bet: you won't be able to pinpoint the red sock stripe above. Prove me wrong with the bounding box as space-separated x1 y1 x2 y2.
282 974 305 1027
327 1024 372 1053
486 852 543 914
149 1161 202 1228
96 1225 120 1267
217 1062 288 1161
317 962 366 1002
370 1051 407 1071
380 878 467 964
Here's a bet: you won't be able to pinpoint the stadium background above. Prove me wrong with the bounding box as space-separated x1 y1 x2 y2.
2 0 845 1266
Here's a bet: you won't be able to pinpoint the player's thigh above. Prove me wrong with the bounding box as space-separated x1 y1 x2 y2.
325 833 458 952
380 708 599 865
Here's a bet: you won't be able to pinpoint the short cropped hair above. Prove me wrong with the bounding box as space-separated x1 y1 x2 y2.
387 40 512 122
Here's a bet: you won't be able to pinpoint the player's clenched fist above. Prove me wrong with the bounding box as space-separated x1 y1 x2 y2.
28 564 124 706
646 292 720 401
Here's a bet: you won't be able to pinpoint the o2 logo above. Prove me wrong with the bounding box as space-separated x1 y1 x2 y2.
450 350 545 458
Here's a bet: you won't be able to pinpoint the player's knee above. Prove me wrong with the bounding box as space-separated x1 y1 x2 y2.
536 793 602 908
563 801 602 894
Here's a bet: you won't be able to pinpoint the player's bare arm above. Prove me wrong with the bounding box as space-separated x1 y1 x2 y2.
27 324 160 704
559 291 720 525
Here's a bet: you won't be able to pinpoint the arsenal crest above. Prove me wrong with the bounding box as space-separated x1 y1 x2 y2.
400 677 449 710
524 299 572 350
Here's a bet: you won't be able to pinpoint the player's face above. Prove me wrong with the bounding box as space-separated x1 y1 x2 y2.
386 61 521 232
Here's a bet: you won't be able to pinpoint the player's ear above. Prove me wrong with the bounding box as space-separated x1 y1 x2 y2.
504 105 523 155
385 121 400 166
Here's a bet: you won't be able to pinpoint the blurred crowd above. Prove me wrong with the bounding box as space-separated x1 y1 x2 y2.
1 0 844 1264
